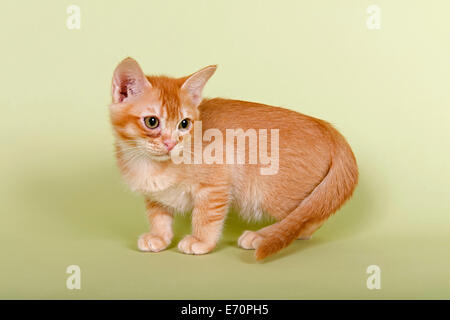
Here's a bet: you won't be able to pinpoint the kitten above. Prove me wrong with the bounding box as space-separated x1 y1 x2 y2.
109 57 358 260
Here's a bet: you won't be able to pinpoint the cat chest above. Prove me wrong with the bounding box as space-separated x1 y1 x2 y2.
147 186 194 214
121 158 194 213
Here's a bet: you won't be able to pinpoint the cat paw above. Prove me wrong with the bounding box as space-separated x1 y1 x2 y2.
138 233 170 252
178 235 215 255
238 230 264 250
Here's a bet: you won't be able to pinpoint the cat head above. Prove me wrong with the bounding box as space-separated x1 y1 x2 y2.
110 57 216 162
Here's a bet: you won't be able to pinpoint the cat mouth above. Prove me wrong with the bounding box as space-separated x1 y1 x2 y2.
140 143 172 159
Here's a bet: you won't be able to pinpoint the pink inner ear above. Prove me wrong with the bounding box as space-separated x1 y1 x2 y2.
112 58 151 103
190 91 201 105
114 74 145 103
118 78 136 102
181 65 217 106
113 73 151 103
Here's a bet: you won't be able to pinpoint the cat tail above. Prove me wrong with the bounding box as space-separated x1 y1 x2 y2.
255 129 358 260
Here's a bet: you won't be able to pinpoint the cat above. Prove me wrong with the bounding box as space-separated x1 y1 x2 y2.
109 57 358 260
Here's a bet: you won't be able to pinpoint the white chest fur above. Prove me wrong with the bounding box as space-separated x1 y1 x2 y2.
149 186 194 213
121 156 194 213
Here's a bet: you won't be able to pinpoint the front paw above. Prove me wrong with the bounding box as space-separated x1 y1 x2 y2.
138 233 170 252
178 235 215 255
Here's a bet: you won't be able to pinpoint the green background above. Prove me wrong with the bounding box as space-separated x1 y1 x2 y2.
1 0 449 299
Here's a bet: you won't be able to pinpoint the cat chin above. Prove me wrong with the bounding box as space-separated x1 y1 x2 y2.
148 153 171 162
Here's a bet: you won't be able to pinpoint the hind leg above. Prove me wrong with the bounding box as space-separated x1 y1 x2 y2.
238 230 264 249
238 218 325 249
296 218 325 240
238 224 278 250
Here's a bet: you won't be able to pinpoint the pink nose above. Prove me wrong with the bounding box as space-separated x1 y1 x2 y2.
163 139 177 151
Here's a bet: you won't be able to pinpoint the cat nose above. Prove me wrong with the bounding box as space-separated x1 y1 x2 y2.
163 139 177 151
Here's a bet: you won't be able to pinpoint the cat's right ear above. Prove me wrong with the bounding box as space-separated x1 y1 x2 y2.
111 57 152 103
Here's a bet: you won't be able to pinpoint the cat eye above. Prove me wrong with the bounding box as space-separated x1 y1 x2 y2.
144 116 159 129
178 118 191 130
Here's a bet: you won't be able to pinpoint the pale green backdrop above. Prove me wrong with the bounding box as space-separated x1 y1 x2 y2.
0 0 449 299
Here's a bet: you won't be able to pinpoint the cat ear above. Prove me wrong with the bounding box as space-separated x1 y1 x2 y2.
111 57 152 103
181 65 217 106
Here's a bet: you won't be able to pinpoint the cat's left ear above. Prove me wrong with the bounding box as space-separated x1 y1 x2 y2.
181 65 217 106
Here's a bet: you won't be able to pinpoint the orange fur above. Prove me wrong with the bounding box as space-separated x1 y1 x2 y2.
110 57 358 260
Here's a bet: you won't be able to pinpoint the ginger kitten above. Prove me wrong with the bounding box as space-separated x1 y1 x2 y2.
109 57 358 260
